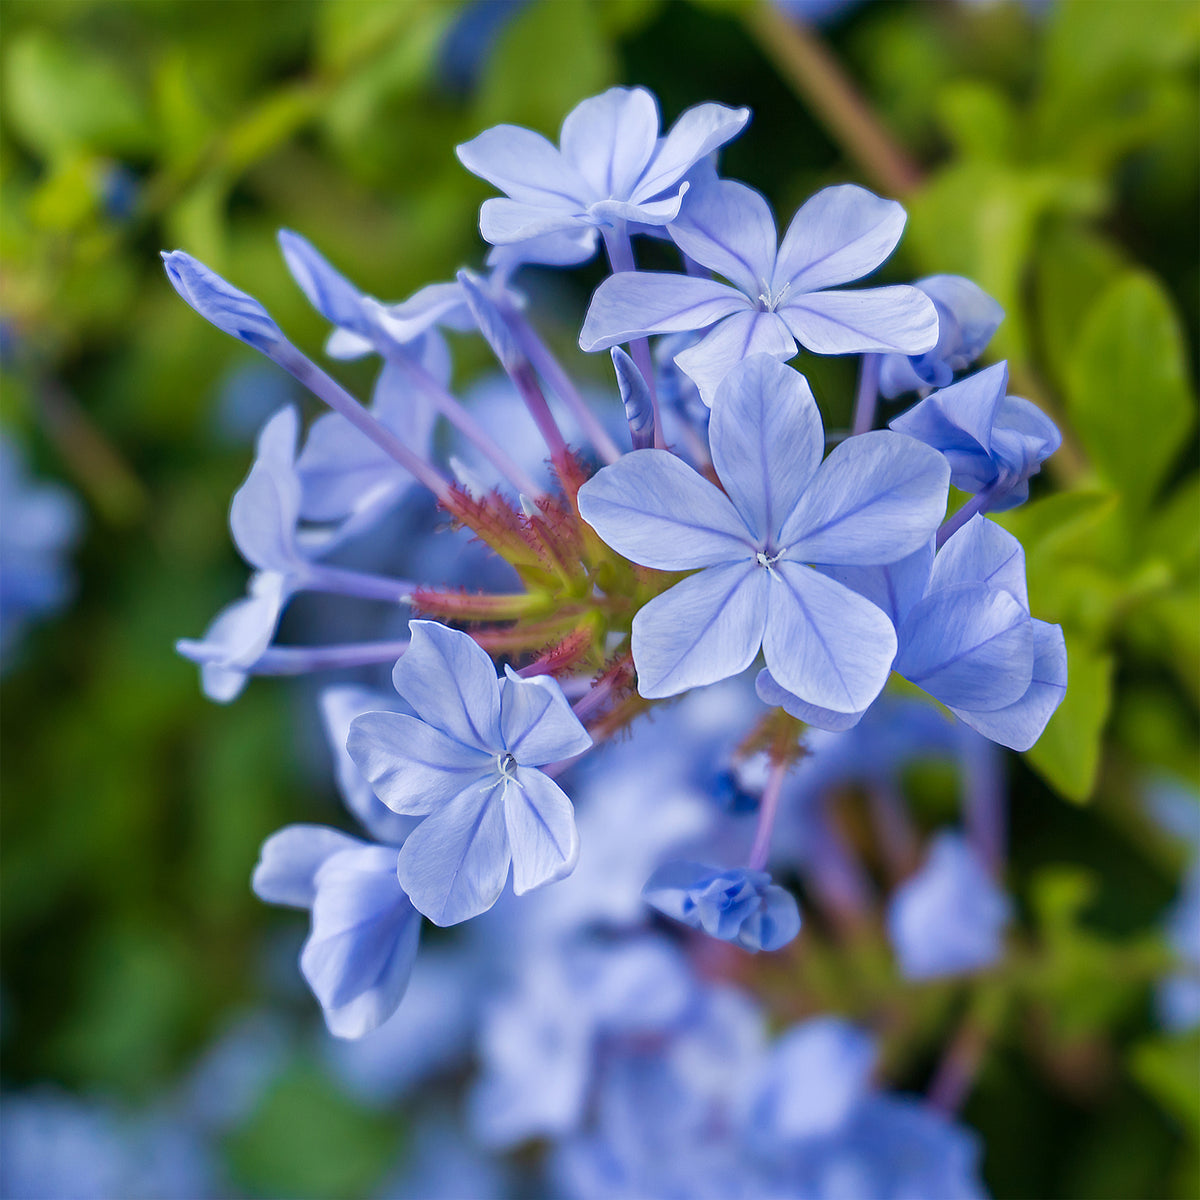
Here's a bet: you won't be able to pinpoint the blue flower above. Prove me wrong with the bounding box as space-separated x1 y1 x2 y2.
578 354 949 707
347 620 593 925
457 86 750 258
580 180 939 404
886 831 1012 980
878 275 1005 398
890 360 1061 510
161 250 285 352
758 514 1067 749
253 829 421 1039
643 861 801 952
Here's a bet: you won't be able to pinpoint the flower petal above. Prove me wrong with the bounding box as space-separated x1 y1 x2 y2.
560 86 660 200
302 844 421 1038
763 562 896 714
774 184 908 293
579 272 749 351
456 125 586 207
499 668 593 766
895 583 1033 712
631 562 769 698
950 620 1066 751
930 515 1028 608
252 825 368 909
479 198 585 246
397 778 512 926
636 102 751 201
278 230 371 338
818 541 934 628
709 356 823 543
755 669 867 732
780 431 949 565
391 620 502 750
346 711 493 816
578 449 754 570
667 180 778 297
673 310 797 409
781 286 939 355
504 769 581 895
229 406 303 571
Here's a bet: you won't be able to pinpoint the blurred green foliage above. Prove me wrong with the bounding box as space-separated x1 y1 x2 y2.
1 1 1197 1197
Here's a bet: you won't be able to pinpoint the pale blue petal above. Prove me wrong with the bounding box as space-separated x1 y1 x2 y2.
319 686 419 845
487 228 598 271
578 450 754 569
763 561 897 714
708 355 823 542
673 310 797 408
391 620 503 750
252 825 367 909
229 406 303 571
302 844 421 1038
819 540 934 627
456 125 586 206
397 778 511 925
161 250 284 351
326 326 373 359
930 515 1028 608
755 669 867 731
499 668 593 765
382 282 474 340
579 272 749 351
950 620 1066 751
774 184 908 293
895 583 1033 711
479 198 584 245
780 431 949 565
919 275 1005 371
278 230 370 337
667 180 778 297
560 87 660 200
635 102 751 201
588 189 688 228
346 711 492 816
781 285 939 355
631 563 768 698
504 769 580 895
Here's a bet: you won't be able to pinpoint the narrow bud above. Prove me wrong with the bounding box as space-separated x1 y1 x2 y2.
161 251 284 352
611 347 654 450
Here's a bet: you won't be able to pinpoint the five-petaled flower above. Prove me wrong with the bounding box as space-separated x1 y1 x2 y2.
347 620 593 926
578 354 950 709
580 180 940 404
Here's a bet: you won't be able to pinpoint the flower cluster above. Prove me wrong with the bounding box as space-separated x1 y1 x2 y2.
168 85 1069 1194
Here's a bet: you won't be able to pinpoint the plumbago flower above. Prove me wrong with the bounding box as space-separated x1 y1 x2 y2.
347 621 593 926
457 86 750 262
164 85 1075 1190
578 354 949 708
580 179 940 403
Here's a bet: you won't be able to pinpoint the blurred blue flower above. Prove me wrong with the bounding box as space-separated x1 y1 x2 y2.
581 180 938 404
579 354 948 704
887 831 1012 980
643 861 801 952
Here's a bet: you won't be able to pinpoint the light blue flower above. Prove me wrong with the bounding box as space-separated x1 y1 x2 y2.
643 860 801 952
457 86 749 258
580 180 939 404
890 360 1061 510
878 275 1004 398
578 354 949 706
758 515 1067 749
886 831 1012 980
347 620 593 925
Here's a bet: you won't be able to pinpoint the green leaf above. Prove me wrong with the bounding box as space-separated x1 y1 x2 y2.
1131 1030 1200 1133
475 0 617 134
1025 632 1113 802
1066 273 1196 516
935 81 1017 164
4 30 151 158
